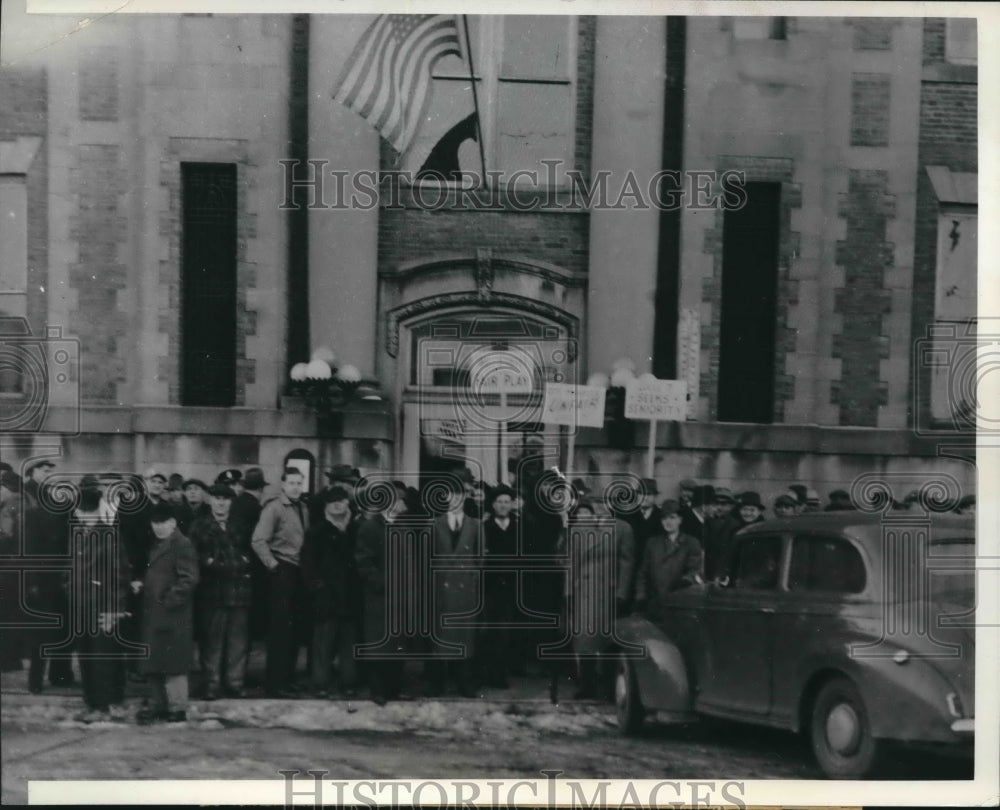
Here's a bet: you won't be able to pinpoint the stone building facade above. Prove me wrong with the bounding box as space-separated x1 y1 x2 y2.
0 12 978 502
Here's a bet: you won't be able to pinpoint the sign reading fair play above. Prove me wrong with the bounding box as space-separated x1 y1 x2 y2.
542 383 607 428
468 347 535 394
624 377 688 422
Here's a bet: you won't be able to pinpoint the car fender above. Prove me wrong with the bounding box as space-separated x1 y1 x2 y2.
614 614 692 715
795 648 963 743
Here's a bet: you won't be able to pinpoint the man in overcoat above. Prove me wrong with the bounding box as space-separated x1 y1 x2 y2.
567 499 636 700
301 486 362 697
426 479 482 697
634 499 703 624
137 502 199 724
189 484 252 699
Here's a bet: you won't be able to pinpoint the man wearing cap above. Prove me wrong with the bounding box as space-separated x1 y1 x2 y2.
634 500 703 621
137 502 199 724
701 488 739 582
215 469 243 497
774 493 798 518
189 484 252 699
177 479 210 535
301 486 362 698
710 492 767 581
252 467 310 697
119 468 173 681
313 465 361 524
231 468 269 650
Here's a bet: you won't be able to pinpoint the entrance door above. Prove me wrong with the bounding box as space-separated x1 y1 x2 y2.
401 401 562 487
396 310 573 487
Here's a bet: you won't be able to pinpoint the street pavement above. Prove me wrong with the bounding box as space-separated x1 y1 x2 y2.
1 657 971 803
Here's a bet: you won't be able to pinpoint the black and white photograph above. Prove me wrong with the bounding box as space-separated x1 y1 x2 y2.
0 0 996 805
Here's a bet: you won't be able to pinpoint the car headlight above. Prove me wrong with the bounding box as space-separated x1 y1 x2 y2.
892 649 910 665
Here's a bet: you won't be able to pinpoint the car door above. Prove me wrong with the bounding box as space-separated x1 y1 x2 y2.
695 532 786 719
770 532 869 726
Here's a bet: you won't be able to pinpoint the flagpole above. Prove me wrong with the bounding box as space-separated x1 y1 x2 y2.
461 15 488 187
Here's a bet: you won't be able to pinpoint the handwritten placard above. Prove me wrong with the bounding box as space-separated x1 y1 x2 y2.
624 378 688 421
542 383 607 428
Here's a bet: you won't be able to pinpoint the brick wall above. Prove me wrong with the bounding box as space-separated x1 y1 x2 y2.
911 18 978 427
69 144 129 402
0 68 48 334
379 208 589 276
831 170 895 426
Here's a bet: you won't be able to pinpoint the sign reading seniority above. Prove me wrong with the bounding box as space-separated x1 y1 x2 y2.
542 383 607 428
624 378 688 422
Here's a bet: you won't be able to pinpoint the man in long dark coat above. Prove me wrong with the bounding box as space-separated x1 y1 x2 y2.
301 486 362 697
355 483 411 703
425 479 482 697
189 484 252 699
137 502 199 724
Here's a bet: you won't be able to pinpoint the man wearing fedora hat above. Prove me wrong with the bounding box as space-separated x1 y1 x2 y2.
634 499 703 621
680 485 716 545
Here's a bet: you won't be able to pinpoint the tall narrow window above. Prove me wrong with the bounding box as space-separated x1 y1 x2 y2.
181 163 237 407
717 182 781 423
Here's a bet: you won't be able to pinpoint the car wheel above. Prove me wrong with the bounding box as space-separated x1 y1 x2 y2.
809 676 883 779
615 656 644 735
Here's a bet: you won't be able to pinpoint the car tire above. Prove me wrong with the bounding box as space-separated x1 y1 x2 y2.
809 676 884 779
615 656 644 735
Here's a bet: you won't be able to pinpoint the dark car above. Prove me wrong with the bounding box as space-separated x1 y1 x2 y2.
613 512 975 778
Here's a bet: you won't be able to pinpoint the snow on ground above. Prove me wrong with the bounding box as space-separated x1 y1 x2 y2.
2 695 617 740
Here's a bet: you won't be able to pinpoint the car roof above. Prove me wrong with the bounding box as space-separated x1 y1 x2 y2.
738 510 975 540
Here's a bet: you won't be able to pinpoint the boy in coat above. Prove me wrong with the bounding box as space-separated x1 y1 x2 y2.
137 502 200 724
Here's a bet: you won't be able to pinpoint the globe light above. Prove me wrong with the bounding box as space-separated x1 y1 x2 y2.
305 359 332 380
586 371 610 388
611 357 636 372
290 362 309 382
638 372 657 382
310 346 337 365
610 367 636 388
336 364 362 384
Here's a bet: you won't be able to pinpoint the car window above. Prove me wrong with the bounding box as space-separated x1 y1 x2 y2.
788 535 866 594
732 535 782 590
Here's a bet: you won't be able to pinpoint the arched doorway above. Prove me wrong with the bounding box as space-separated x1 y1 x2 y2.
395 306 576 488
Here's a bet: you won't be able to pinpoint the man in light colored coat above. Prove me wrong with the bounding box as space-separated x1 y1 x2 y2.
251 467 309 697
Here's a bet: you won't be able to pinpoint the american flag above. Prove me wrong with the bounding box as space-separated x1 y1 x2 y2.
333 15 464 154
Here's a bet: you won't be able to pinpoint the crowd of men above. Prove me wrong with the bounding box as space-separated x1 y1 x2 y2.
0 457 976 723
